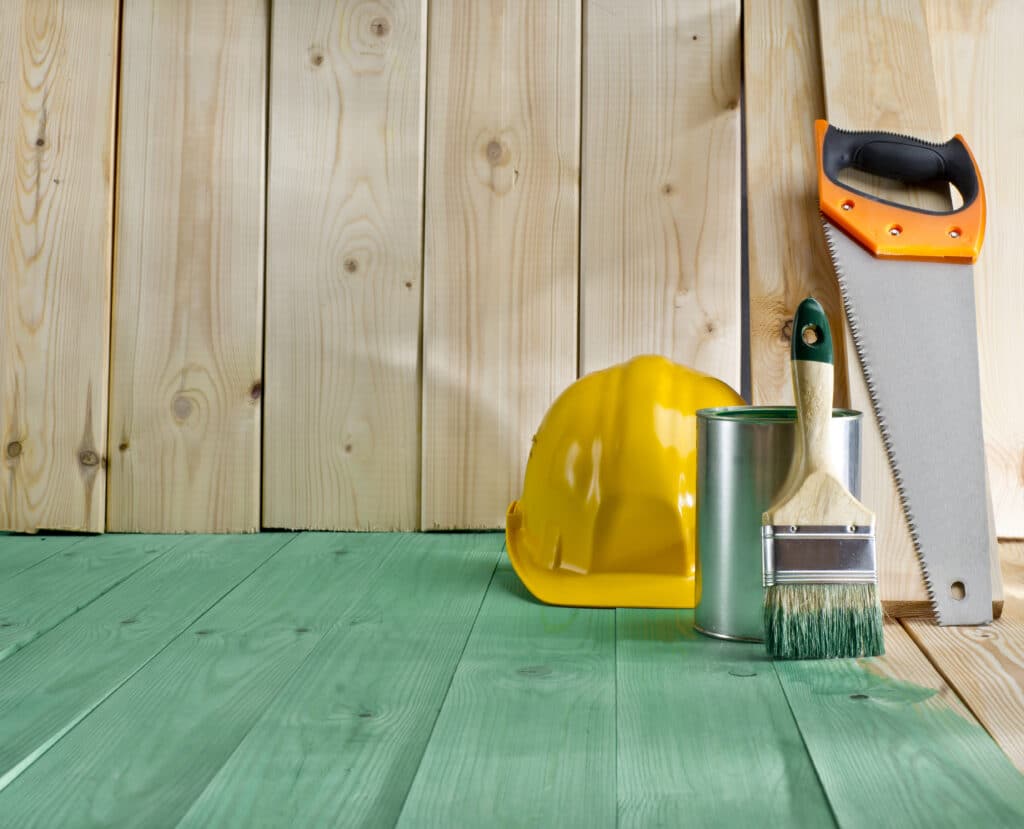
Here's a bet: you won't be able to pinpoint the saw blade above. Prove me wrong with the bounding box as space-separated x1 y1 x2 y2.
822 218 994 625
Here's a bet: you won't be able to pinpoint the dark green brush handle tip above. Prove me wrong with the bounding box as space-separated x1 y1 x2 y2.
792 297 833 365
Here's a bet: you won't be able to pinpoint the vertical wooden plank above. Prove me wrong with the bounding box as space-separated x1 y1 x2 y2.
263 0 426 531
745 0 849 408
775 617 1024 825
421 0 581 529
816 0 952 609
0 1 119 532
579 0 741 389
925 0 1024 538
106 0 267 532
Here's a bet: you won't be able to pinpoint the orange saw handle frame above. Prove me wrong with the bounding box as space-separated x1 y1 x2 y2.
815 120 985 263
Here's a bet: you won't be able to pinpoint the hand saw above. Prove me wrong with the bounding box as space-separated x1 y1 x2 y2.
814 119 995 625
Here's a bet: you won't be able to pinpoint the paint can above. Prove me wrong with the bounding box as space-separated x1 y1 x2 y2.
694 406 862 642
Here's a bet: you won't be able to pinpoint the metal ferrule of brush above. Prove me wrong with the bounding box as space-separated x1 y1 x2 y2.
762 525 877 586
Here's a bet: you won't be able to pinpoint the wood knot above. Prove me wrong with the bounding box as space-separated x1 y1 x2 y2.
35 137 45 147
195 629 213 636
79 450 100 467
6 441 22 459
343 258 359 274
172 395 193 421
692 34 698 41
344 443 353 454
662 183 674 195
250 381 262 400
295 626 310 634
781 318 794 342
120 617 137 625
404 281 413 289
517 665 552 678
849 693 869 700
485 140 505 165
705 321 716 335
311 51 324 66
358 710 374 719
370 17 390 37
118 441 130 452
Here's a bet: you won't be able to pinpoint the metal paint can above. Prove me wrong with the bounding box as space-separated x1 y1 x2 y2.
694 406 862 642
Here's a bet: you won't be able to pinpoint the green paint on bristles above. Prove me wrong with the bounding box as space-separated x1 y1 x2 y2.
763 584 884 660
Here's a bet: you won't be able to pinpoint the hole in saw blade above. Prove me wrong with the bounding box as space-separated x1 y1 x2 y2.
950 581 966 601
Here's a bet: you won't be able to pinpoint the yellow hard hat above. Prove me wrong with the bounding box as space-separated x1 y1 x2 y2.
506 355 744 608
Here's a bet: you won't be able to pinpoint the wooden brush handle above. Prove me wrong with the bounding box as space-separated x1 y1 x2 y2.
792 298 834 477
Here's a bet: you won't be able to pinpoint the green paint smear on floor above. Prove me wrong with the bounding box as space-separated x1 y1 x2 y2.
775 654 1024 827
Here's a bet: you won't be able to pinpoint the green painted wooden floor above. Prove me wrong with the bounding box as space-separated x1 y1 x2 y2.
1 532 1023 828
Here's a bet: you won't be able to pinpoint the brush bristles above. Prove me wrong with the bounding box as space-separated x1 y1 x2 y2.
763 583 885 660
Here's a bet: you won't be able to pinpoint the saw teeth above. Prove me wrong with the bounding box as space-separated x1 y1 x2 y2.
820 216 943 621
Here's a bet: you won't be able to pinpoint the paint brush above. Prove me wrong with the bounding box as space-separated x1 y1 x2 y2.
762 297 884 659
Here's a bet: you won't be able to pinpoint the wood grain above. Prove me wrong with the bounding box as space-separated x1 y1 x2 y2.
817 0 1003 610
616 610 833 826
0 534 85 580
0 534 177 662
579 0 741 389
106 0 267 532
0 533 293 790
396 564 615 826
262 0 426 531
924 0 1024 539
769 360 873 528
420 0 580 529
0 1 119 532
178 534 501 827
745 0 848 408
775 615 1024 826
904 542 1024 771
0 532 390 826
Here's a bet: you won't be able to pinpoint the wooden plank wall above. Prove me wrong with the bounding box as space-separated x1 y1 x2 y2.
262 0 426 531
420 0 582 530
925 0 1024 540
580 0 742 389
107 0 267 532
0 0 1019 542
0 1 120 532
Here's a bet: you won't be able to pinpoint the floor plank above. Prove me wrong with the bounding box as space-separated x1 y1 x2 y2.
0 533 295 790
903 542 1024 772
0 534 180 662
0 533 405 827
178 534 501 827
396 563 616 827
0 535 87 580
616 610 834 827
775 617 1024 827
